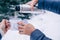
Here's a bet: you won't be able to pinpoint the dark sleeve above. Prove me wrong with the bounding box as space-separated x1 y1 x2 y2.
30 29 52 40
0 34 2 40
37 0 60 14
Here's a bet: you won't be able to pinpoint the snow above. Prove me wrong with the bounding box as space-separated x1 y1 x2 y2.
1 10 60 40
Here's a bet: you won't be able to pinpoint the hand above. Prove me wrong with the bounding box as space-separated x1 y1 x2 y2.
26 0 38 11
18 21 35 35
0 19 10 34
26 1 35 11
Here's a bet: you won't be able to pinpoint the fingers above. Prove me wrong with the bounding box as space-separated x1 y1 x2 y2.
0 19 6 29
1 19 6 23
30 5 34 11
18 21 26 26
2 19 10 31
1 19 9 26
18 26 25 34
18 22 27 34
18 26 24 29
1 19 6 25
25 1 34 11
5 20 10 27
18 22 35 35
19 29 24 34
5 20 10 31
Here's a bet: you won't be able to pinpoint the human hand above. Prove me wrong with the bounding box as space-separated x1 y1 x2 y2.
26 0 38 11
0 19 10 35
26 1 35 11
18 21 35 35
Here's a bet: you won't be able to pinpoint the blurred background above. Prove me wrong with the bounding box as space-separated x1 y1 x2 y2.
0 0 32 21
0 0 60 22
1 0 60 40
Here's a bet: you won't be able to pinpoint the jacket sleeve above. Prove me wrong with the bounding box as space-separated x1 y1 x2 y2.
30 29 52 40
37 0 60 14
0 34 2 40
0 29 4 40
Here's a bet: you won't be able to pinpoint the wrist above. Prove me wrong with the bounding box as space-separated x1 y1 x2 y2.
0 29 5 36
30 28 36 35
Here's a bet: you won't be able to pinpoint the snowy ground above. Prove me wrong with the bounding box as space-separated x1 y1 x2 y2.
1 10 60 40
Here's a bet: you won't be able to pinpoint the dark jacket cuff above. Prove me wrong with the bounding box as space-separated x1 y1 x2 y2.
30 29 45 40
0 34 2 40
30 29 52 40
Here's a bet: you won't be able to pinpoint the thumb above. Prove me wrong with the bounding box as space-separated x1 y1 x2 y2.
31 6 34 11
0 19 6 30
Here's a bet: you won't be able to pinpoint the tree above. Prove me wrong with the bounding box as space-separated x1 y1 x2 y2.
0 0 32 20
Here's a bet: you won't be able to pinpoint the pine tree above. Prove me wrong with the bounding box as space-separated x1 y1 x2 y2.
0 0 20 14
0 0 32 21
